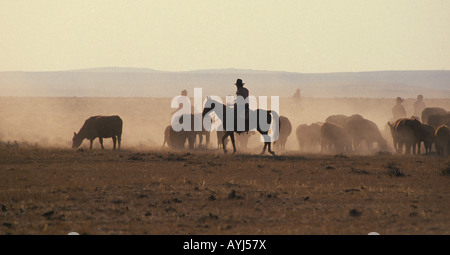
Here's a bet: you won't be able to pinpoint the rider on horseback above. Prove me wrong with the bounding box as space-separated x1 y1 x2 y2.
234 79 249 126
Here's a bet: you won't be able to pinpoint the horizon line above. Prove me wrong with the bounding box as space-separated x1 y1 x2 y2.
1 66 450 74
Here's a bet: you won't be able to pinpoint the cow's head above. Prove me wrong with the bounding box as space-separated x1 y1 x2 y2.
72 132 83 148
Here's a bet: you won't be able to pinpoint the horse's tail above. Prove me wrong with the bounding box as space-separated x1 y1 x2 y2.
267 110 280 142
267 110 273 125
269 110 282 144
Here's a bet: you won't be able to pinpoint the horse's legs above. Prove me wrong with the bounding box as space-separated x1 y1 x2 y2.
261 143 267 155
229 133 236 154
118 135 121 150
267 142 275 155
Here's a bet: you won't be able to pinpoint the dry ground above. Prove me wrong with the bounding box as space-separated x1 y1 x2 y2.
1 146 449 235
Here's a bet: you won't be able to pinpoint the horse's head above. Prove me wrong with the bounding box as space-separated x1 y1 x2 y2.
202 96 216 117
72 132 83 148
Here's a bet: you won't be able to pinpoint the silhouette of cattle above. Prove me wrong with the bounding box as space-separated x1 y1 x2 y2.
428 113 450 130
421 107 447 124
435 125 450 156
418 123 435 154
72 115 122 150
296 123 322 152
274 116 292 150
325 114 350 127
320 122 351 154
387 118 422 154
344 116 387 152
162 124 196 150
162 125 172 148
165 113 210 150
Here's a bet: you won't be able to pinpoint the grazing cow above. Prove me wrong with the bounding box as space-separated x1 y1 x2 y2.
173 113 211 150
296 122 322 152
163 125 194 149
274 116 292 150
162 124 196 150
164 113 202 150
387 118 422 154
320 122 352 154
435 125 450 156
421 107 447 124
344 116 387 152
72 115 122 150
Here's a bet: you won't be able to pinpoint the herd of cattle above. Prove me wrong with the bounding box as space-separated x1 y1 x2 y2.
71 107 450 157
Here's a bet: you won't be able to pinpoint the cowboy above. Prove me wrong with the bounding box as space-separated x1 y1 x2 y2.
234 79 249 121
392 97 407 121
172 89 189 115
413 94 426 119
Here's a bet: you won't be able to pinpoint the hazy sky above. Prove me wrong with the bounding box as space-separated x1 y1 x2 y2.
1 0 449 73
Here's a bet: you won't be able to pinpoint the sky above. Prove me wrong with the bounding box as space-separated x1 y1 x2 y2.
1 0 449 73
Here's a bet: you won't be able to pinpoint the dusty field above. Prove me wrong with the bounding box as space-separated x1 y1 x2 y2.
1 97 449 235
0 146 449 235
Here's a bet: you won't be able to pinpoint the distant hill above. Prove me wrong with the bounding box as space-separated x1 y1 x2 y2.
0 67 449 98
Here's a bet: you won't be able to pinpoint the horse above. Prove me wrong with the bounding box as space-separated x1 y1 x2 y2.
202 97 279 155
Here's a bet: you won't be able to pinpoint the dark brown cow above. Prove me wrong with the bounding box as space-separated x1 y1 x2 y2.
274 116 292 150
421 107 447 124
344 116 387 152
296 123 322 152
72 115 123 150
320 122 352 154
435 125 450 156
162 124 196 150
166 113 206 150
418 123 435 154
428 113 450 130
387 118 422 154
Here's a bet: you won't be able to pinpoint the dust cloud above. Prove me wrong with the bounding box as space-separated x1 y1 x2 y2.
1 96 449 152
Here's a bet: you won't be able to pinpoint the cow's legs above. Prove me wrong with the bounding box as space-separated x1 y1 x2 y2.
112 136 117 150
99 137 104 150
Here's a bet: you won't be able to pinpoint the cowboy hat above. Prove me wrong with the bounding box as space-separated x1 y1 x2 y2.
235 79 245 87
